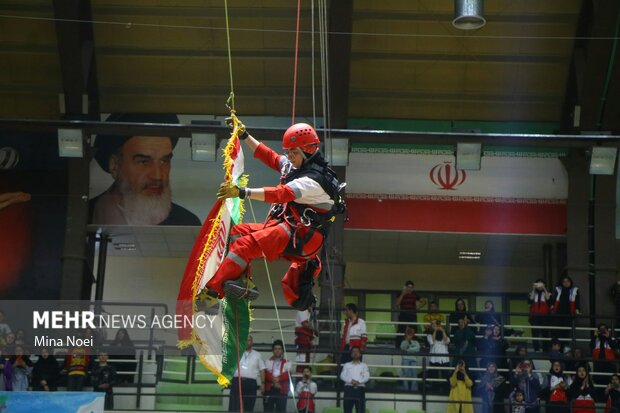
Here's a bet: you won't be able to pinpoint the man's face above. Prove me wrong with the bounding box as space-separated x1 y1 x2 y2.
246 336 253 351
272 345 283 358
99 352 109 363
351 348 361 360
110 136 174 224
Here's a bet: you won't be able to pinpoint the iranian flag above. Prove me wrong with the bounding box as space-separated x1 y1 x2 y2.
176 122 249 387
345 145 568 235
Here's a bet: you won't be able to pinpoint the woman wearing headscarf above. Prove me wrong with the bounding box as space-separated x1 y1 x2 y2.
447 359 474 413
551 275 580 339
477 362 505 413
546 360 571 413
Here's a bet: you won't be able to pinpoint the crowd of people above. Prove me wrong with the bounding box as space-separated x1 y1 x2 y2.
0 315 137 410
384 276 620 413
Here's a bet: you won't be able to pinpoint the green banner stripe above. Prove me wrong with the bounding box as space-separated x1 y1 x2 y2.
351 143 567 158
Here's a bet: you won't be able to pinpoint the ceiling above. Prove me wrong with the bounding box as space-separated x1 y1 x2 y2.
3 0 615 127
96 224 564 268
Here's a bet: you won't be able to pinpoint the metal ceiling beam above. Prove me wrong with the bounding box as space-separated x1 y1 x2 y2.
570 0 620 131
327 0 353 129
53 0 100 118
1 118 619 147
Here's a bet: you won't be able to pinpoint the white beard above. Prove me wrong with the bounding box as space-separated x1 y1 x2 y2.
119 181 172 225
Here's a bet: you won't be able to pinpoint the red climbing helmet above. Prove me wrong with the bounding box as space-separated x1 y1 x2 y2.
282 123 320 154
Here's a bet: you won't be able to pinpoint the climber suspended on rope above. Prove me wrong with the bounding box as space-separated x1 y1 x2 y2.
197 118 346 311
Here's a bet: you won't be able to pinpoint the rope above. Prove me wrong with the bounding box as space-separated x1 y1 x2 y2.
247 198 298 412
291 0 302 124
4 14 619 41
223 0 235 110
311 0 316 127
234 302 244 413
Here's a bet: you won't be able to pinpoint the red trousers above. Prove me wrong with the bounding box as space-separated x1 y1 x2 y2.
206 220 323 306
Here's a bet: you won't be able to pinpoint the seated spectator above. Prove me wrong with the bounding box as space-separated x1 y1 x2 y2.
295 366 317 413
545 360 571 413
448 298 474 333
569 365 596 413
10 345 32 391
0 346 13 390
399 326 420 391
427 320 450 393
566 347 585 375
109 328 136 384
91 350 117 410
549 338 566 369
480 325 509 373
476 300 503 335
423 301 444 334
62 339 90 391
590 323 617 388
451 316 477 372
447 359 474 413
511 359 540 413
604 374 620 413
32 348 60 391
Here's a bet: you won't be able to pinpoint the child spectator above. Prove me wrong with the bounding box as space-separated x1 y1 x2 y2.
295 366 317 413
32 348 60 391
447 360 474 413
423 301 444 334
510 389 527 413
63 340 90 391
399 326 420 391
10 345 32 391
477 362 505 413
91 350 117 410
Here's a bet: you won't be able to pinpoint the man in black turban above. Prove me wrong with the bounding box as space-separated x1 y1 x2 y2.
89 113 200 226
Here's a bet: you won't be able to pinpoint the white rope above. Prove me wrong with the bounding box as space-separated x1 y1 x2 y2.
3 14 618 41
246 198 297 412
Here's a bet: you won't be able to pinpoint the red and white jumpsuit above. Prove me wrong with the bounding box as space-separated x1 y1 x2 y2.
206 142 334 307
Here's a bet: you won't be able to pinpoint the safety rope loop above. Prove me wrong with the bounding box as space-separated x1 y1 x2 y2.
223 0 235 111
